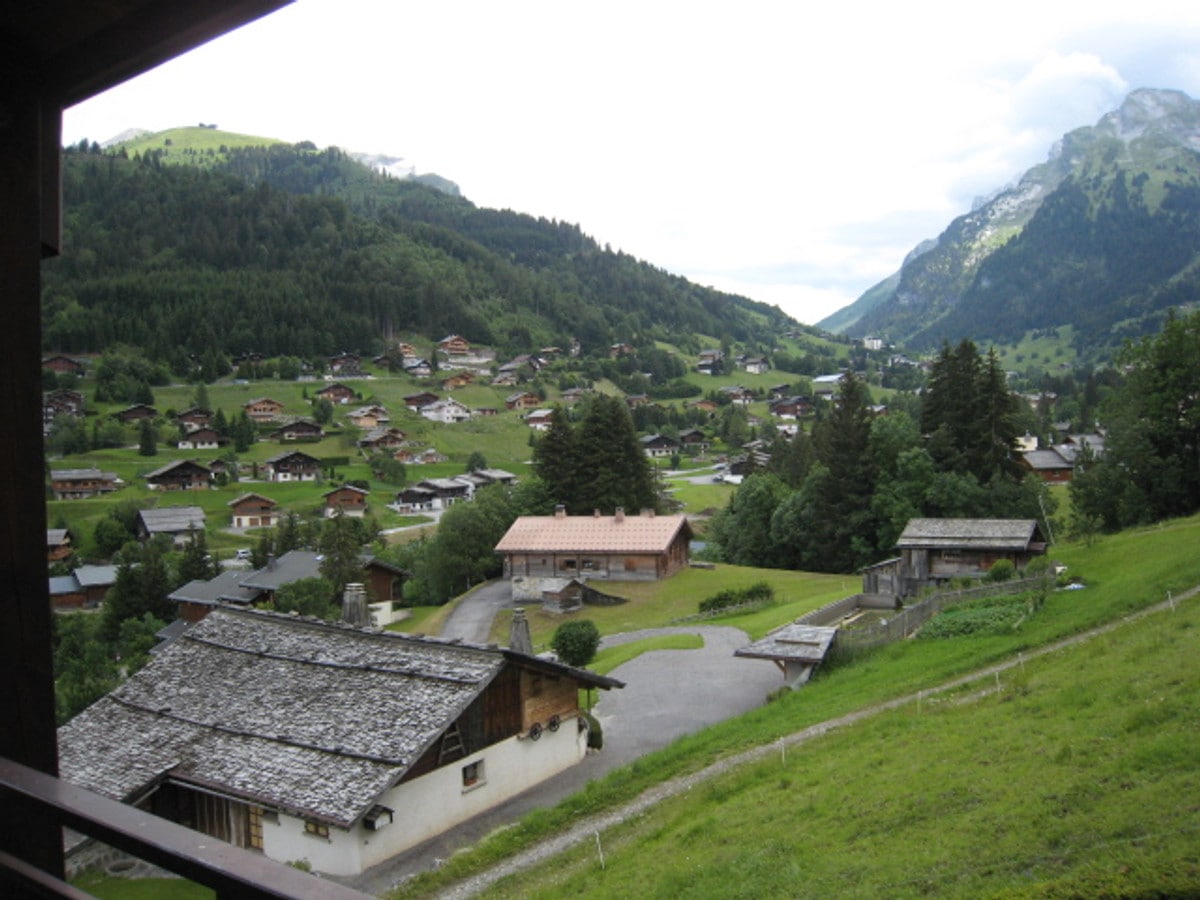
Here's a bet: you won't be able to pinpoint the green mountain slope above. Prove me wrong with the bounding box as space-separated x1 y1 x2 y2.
836 88 1200 356
43 131 795 365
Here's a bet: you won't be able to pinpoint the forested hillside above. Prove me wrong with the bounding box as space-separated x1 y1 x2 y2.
41 140 796 370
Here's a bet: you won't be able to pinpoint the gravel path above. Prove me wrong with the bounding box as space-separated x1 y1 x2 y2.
432 588 1198 899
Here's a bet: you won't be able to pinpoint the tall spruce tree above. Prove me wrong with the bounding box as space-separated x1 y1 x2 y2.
531 406 579 508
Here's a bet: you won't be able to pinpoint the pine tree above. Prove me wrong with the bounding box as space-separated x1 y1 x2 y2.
137 418 158 456
531 406 579 509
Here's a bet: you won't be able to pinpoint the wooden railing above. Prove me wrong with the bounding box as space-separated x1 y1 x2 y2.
0 757 371 899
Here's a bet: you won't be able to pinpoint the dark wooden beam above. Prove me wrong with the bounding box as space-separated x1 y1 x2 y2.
0 61 62 878
44 1 293 109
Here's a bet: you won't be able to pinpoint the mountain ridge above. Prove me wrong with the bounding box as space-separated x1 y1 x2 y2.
821 87 1200 357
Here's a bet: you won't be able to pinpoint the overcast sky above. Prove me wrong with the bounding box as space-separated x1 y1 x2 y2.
62 1 1200 325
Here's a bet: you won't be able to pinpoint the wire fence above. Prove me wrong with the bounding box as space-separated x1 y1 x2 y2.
826 574 1053 658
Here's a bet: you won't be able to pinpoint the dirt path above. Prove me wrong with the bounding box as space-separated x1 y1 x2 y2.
432 588 1198 899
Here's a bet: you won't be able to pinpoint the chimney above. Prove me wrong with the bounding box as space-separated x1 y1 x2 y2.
342 582 370 627
614 507 624 523
266 553 276 571
510 607 533 654
593 508 601 518
554 504 566 518
641 508 655 518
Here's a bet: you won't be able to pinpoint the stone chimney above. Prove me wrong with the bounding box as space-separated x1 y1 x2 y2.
342 582 370 627
510 607 533 654
554 504 566 518
266 553 276 571
641 508 656 518
614 507 624 523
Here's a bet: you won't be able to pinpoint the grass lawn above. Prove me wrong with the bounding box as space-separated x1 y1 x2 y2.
392 514 1200 899
485 564 847 649
71 873 213 899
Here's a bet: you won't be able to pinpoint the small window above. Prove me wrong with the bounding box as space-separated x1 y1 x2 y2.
304 819 329 839
462 760 485 789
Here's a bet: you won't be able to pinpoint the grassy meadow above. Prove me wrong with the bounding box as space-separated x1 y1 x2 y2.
392 514 1200 899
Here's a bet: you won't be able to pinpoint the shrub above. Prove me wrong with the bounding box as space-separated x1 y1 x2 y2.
987 559 1016 583
698 581 775 613
551 620 601 667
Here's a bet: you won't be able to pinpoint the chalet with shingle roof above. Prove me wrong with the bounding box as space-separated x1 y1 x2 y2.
42 354 85 375
143 459 212 491
57 606 621 876
324 484 370 517
358 426 407 452
50 466 119 500
316 382 356 405
264 450 321 482
891 518 1049 594
243 397 284 422
115 403 158 423
495 508 692 586
268 418 324 442
137 506 206 546
227 492 279 529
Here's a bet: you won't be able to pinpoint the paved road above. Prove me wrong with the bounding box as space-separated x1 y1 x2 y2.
342 624 782 895
438 579 514 644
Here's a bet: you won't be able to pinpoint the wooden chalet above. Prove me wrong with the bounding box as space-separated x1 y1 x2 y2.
440 372 473 391
324 484 370 518
49 467 118 500
887 518 1050 596
505 391 541 410
640 433 680 458
495 507 692 584
316 382 356 405
174 407 212 431
137 506 207 546
42 388 85 428
175 427 225 450
144 459 213 491
404 391 440 411
345 405 389 428
264 450 322 482
58 607 620 877
227 493 279 529
269 419 324 441
116 403 158 423
46 528 73 563
41 354 84 375
438 334 471 355
358 426 407 452
328 352 362 376
243 397 284 422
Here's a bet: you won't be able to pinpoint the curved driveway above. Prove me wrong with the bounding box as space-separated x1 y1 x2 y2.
345 609 782 894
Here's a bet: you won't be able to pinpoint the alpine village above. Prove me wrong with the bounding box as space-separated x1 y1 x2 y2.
11 28 1200 898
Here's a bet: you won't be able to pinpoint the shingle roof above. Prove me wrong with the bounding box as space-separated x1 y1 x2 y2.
895 518 1044 551
168 569 263 607
1022 449 1072 471
143 459 211 480
734 624 838 664
239 549 323 591
138 506 206 534
57 607 615 827
495 513 692 554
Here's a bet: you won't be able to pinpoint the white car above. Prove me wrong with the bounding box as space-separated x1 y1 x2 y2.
235 548 253 560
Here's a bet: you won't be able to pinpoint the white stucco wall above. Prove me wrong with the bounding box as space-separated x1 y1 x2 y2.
358 717 588 871
263 716 588 876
